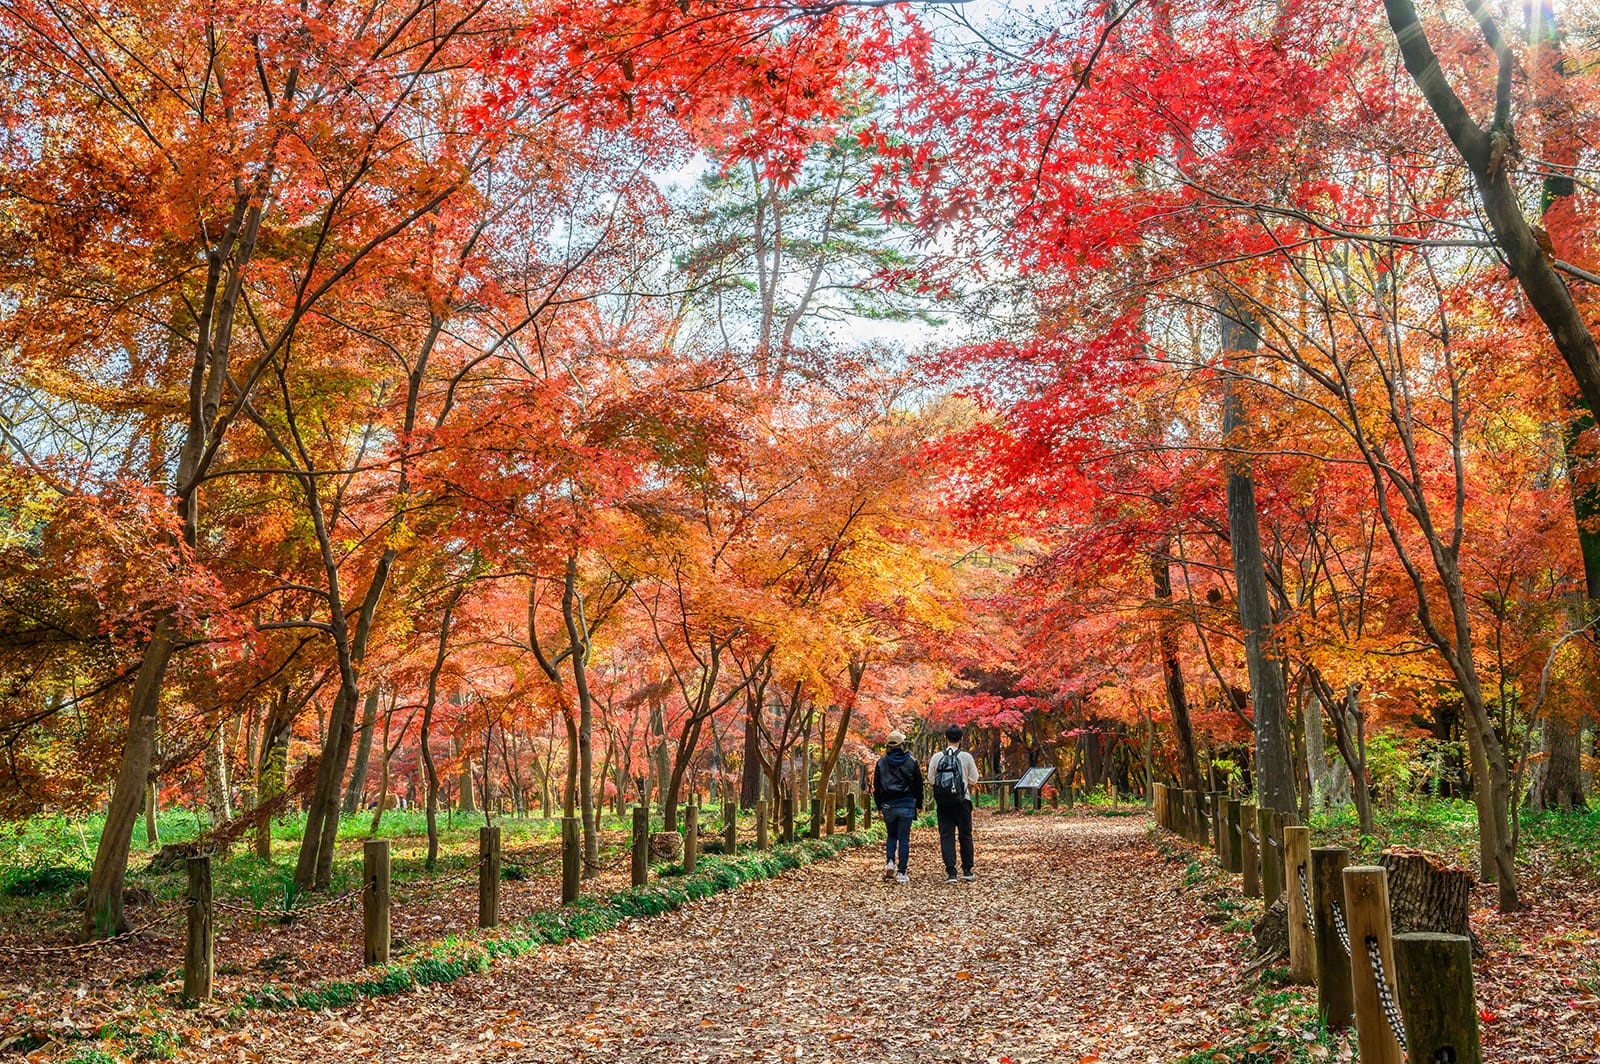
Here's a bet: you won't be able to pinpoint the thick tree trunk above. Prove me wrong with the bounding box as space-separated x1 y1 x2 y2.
740 711 763 809
342 688 379 815
1538 713 1588 812
84 631 174 938
1219 301 1296 813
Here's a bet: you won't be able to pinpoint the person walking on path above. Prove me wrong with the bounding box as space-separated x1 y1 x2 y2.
929 724 980 883
873 730 923 883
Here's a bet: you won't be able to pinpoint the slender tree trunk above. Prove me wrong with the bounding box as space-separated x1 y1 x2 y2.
204 726 232 826
1151 548 1201 790
343 688 379 815
1219 299 1297 813
84 631 174 937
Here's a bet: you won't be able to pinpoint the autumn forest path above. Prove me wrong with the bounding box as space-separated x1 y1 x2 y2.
204 814 1253 1064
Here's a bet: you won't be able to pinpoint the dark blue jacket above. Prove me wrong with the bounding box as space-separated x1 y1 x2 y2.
873 748 923 812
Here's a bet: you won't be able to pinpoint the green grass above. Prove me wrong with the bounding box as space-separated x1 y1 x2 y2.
0 807 639 926
1305 795 1600 882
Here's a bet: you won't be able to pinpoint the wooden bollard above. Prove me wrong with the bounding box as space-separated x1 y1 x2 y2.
1344 866 1404 1064
363 838 391 966
862 793 872 828
1241 803 1260 898
807 797 821 839
1283 825 1314 985
1258 806 1281 905
756 799 770 850
478 825 500 929
846 792 858 833
560 815 580 904
684 803 699 873
1312 846 1354 1027
1394 932 1481 1064
631 805 648 887
822 793 834 836
183 855 213 1000
1224 799 1242 873
781 795 794 843
1192 791 1207 844
723 802 737 856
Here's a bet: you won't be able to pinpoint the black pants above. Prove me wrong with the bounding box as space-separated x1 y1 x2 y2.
935 796 974 876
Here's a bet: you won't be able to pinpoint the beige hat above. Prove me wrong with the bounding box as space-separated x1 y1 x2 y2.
886 730 906 747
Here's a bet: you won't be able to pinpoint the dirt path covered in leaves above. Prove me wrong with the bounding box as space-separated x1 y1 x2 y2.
194 815 1255 1063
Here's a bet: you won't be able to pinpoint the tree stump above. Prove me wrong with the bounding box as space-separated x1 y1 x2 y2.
1378 847 1480 955
1252 895 1290 963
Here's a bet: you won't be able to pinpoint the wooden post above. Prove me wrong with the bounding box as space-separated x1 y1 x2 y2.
1258 806 1281 905
1225 799 1242 873
999 782 1010 812
822 792 834 836
631 805 648 887
1174 788 1188 837
1209 791 1224 855
183 855 213 1001
1283 825 1314 985
1033 788 1042 811
363 839 390 967
478 825 500 929
862 792 872 828
723 802 737 856
1312 846 1354 1028
807 797 821 839
756 798 770 850
846 792 858 833
1241 803 1260 898
781 794 794 843
684 803 699 873
1344 865 1405 1064
1156 783 1168 829
561 815 580 904
1394 932 1482 1064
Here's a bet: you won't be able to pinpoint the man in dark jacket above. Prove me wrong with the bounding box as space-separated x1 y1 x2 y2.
873 730 923 883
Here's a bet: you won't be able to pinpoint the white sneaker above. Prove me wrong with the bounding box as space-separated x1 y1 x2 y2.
960 872 975 882
883 862 895 882
895 872 909 884
945 875 958 883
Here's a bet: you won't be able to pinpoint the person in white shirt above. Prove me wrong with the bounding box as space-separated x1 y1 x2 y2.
928 724 981 882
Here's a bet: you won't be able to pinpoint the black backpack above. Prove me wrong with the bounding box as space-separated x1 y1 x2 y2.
933 750 966 800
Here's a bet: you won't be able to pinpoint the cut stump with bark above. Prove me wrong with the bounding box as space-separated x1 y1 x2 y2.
1378 847 1480 955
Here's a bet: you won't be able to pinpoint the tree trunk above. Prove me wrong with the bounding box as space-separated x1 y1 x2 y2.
1219 299 1296 813
1151 548 1201 790
740 711 763 809
1304 690 1335 810
204 726 231 826
457 734 476 814
144 779 159 848
343 688 379 815
1537 714 1587 811
84 631 174 938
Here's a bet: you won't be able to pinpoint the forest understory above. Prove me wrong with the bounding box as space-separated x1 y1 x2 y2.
6 810 1599 1063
